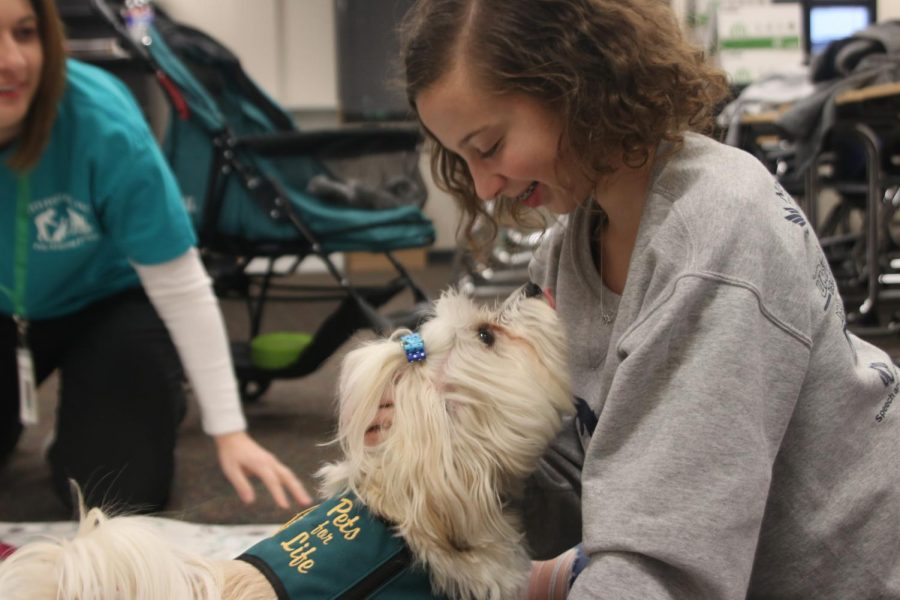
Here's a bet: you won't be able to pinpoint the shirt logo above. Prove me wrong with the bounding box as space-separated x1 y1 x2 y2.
774 181 809 229
783 206 808 227
30 195 99 251
870 362 896 387
870 362 898 422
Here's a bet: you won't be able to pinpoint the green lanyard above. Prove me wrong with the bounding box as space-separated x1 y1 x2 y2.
11 173 38 425
13 174 30 319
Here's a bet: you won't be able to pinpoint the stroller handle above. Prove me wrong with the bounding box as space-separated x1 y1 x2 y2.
89 0 153 65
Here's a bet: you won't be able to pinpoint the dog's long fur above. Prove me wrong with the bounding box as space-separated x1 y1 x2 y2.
0 289 573 599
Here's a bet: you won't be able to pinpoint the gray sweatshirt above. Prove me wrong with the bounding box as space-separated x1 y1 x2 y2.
526 133 900 599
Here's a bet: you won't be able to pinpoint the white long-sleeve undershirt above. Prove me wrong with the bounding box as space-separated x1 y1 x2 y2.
132 248 246 436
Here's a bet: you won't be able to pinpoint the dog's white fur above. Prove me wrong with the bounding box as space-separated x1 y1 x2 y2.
0 289 573 600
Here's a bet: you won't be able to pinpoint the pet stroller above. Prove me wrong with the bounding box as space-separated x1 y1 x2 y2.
88 0 435 401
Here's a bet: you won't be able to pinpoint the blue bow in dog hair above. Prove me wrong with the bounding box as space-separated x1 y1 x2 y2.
400 333 426 363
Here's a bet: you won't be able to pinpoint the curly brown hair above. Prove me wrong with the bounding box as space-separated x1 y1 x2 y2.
401 0 730 245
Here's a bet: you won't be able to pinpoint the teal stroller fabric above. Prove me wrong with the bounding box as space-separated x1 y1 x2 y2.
145 18 435 253
85 0 434 401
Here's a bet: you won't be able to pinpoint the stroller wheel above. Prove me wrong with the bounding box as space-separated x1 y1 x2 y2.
239 377 272 404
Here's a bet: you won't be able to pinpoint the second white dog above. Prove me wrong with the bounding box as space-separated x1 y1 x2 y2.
0 286 573 600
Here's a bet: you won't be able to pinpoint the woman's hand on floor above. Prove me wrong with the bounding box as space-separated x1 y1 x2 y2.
213 431 312 509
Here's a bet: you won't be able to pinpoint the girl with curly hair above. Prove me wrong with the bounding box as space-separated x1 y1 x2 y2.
400 0 900 597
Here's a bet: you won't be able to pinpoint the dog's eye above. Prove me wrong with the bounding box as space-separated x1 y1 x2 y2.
477 326 495 347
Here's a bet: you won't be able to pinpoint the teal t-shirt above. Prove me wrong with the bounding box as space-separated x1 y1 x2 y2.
0 59 195 319
238 492 449 599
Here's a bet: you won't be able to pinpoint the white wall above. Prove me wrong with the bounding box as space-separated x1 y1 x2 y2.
881 0 900 20
157 0 280 97
280 0 338 110
156 0 337 111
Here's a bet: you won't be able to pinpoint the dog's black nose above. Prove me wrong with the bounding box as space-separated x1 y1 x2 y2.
523 282 543 298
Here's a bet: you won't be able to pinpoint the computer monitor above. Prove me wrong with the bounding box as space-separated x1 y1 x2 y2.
802 0 877 59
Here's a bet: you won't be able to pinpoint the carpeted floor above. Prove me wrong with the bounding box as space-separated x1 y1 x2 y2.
0 260 457 525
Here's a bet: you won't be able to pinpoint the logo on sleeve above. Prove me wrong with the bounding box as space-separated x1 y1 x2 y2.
870 362 898 422
783 206 808 227
812 256 847 328
30 195 99 251
774 181 809 229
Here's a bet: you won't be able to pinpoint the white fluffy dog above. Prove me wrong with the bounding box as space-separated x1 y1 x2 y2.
0 287 573 600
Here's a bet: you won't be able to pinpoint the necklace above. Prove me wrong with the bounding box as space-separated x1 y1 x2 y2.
594 211 615 325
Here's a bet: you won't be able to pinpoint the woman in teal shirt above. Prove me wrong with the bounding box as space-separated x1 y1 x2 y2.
0 0 310 513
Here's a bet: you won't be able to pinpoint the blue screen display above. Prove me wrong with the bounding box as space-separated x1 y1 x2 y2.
809 6 872 54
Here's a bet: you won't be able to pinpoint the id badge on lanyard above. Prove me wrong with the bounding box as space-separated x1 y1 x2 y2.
13 174 38 424
15 319 37 425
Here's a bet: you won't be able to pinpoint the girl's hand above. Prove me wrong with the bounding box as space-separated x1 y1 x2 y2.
526 546 582 600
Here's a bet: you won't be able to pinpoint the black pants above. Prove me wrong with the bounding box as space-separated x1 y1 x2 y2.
1 289 186 513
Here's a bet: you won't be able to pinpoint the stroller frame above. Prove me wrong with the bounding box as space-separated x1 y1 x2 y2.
90 0 433 401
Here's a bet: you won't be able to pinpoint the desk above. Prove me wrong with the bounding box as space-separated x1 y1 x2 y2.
835 81 900 110
736 82 900 334
736 109 793 191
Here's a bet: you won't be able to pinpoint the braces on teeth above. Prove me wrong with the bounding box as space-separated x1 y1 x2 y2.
516 182 537 201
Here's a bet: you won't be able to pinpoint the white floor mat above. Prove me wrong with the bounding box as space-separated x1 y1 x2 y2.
0 519 278 559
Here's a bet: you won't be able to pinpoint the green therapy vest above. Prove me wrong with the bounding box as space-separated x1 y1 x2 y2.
237 492 450 599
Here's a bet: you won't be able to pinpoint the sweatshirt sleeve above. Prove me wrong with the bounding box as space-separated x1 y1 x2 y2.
521 415 585 559
571 274 810 599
